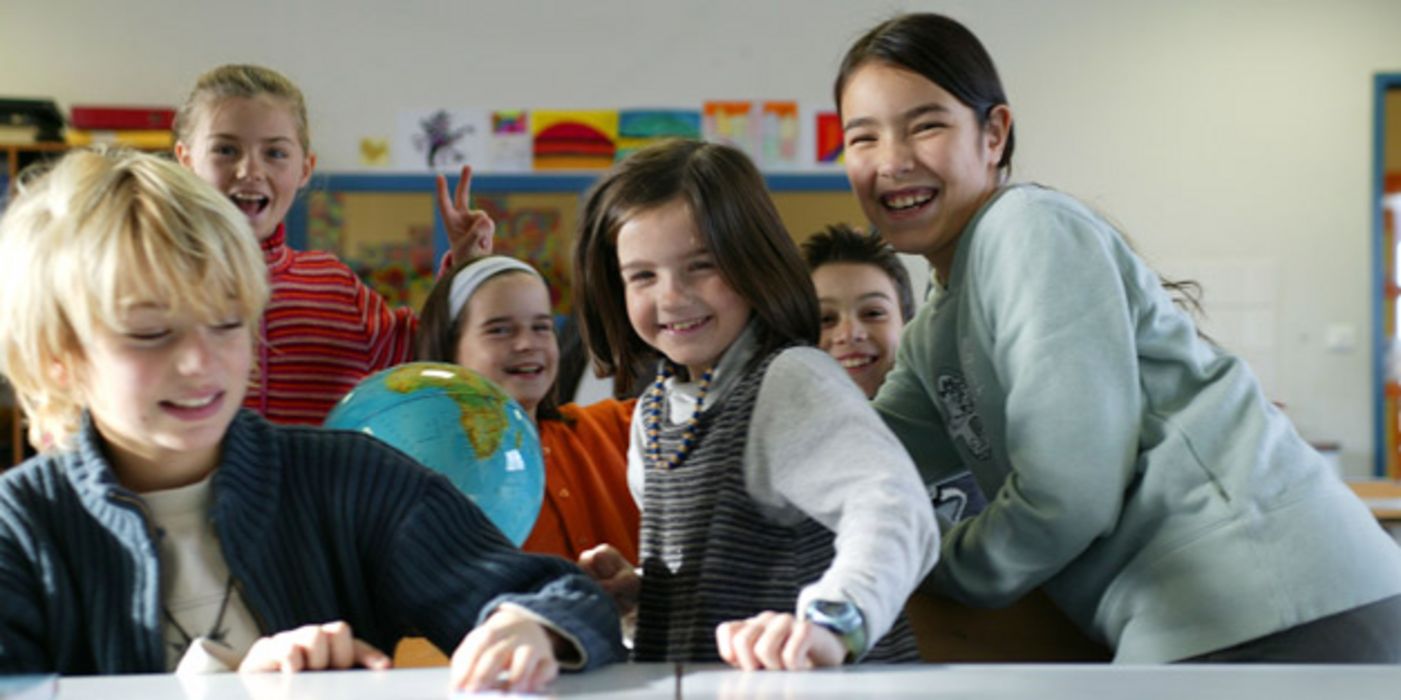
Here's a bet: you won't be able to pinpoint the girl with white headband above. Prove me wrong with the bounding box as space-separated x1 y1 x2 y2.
417 256 641 566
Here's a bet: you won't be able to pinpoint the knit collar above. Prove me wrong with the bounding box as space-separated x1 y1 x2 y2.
261 223 293 275
63 410 283 550
660 319 760 423
65 412 140 515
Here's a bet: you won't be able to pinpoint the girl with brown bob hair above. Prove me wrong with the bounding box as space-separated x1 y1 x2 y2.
571 139 937 670
573 138 817 396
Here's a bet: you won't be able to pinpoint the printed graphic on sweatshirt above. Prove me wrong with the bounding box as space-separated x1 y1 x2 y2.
928 472 988 523
934 371 991 462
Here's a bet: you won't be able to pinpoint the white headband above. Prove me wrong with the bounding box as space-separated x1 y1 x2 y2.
448 256 544 321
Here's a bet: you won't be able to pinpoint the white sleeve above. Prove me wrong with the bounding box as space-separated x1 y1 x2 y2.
744 348 939 644
626 398 646 510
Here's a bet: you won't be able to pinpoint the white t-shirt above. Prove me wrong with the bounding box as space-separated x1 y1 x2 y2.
142 474 261 672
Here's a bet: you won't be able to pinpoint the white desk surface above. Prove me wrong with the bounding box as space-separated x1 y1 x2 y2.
682 663 1401 699
53 662 1401 699
56 663 677 699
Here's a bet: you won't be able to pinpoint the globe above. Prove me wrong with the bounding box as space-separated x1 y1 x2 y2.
323 362 545 546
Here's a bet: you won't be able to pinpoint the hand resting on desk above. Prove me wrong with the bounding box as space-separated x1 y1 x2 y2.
578 544 846 671
716 611 845 671
237 610 571 695
238 621 390 673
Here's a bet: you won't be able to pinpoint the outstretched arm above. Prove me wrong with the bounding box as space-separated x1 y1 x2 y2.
381 474 624 678
748 349 940 652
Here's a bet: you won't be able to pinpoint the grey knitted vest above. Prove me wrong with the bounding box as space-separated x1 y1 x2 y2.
634 350 919 663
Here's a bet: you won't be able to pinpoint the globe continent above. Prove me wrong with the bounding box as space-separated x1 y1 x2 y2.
323 362 545 545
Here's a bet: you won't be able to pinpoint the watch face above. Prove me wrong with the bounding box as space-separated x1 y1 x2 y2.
805 599 867 660
812 600 852 619
807 599 860 631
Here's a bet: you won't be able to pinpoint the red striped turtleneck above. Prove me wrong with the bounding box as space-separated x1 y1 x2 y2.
246 223 417 424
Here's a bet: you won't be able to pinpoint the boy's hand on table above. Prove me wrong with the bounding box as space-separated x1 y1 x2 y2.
239 620 391 673
451 606 562 694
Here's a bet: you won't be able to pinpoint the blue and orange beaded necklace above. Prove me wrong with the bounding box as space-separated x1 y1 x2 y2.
642 362 715 469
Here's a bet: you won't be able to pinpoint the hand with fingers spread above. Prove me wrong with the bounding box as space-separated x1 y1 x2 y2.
715 611 846 671
437 164 496 262
451 606 564 694
238 620 391 673
577 544 639 618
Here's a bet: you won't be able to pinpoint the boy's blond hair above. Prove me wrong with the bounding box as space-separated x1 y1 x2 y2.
173 64 311 152
0 148 269 451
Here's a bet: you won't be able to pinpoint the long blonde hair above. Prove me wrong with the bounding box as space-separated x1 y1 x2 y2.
0 148 269 451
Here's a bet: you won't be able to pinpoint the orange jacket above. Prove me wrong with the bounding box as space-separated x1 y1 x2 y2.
522 398 640 564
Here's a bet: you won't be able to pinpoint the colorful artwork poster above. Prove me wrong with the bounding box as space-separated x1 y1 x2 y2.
616 109 701 160
761 101 800 169
488 110 532 172
531 110 618 170
494 110 528 135
307 191 438 310
816 110 844 164
394 108 487 172
478 192 580 314
702 101 757 159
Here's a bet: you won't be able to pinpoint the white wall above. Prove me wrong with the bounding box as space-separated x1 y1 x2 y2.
5 0 1400 475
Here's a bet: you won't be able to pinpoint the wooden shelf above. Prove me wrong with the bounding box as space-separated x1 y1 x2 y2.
1347 480 1401 522
2 141 68 183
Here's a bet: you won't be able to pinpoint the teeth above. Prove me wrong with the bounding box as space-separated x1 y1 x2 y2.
507 364 543 375
168 395 216 408
665 318 706 332
840 356 876 369
884 192 933 210
232 193 267 202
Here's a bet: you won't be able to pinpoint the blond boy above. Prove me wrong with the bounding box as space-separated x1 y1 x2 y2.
0 149 620 691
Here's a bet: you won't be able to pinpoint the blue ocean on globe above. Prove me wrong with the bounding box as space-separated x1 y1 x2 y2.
323 362 545 546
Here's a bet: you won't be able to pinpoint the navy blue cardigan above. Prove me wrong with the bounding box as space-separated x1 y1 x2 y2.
0 410 624 674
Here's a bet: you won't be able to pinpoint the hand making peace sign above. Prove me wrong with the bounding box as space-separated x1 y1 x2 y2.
437 164 496 263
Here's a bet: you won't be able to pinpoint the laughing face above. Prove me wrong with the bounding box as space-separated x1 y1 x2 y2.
839 61 1009 281
76 301 252 491
176 95 314 242
453 271 559 420
616 198 752 381
813 262 906 398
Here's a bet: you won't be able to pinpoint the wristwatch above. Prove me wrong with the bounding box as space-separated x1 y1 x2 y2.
803 599 868 662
